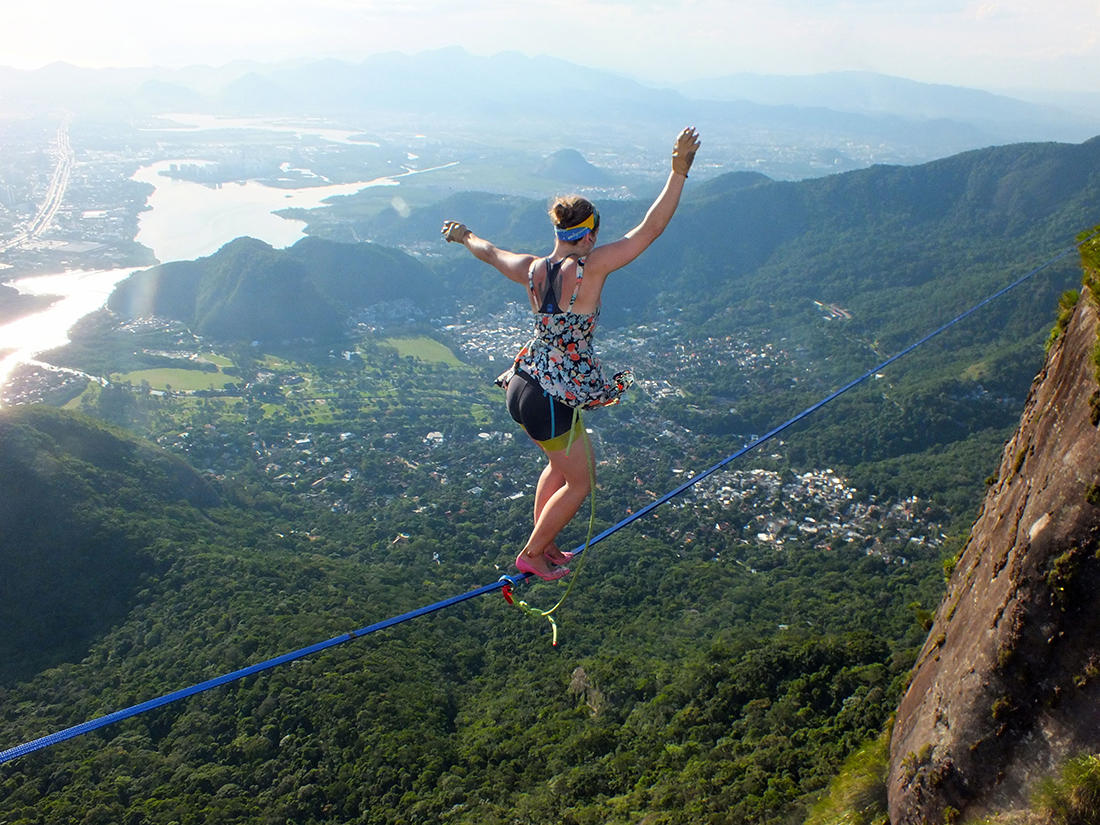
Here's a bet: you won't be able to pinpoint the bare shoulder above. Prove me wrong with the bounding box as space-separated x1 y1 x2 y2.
492 249 540 284
583 234 649 278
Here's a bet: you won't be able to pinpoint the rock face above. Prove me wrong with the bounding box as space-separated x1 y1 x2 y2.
887 280 1100 823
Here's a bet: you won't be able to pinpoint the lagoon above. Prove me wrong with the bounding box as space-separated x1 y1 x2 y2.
131 160 400 263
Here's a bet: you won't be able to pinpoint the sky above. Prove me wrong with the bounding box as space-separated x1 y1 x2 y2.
3 0 1099 94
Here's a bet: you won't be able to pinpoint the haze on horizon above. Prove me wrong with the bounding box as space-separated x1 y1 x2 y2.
4 0 1099 98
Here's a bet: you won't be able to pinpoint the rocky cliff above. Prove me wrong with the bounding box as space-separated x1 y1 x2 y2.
887 238 1100 823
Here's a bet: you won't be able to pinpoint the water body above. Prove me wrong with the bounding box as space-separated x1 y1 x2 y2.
0 268 138 395
147 113 381 148
131 160 400 263
0 152 456 400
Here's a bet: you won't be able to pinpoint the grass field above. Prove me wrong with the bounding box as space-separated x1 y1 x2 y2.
381 336 462 366
200 353 235 368
110 368 237 391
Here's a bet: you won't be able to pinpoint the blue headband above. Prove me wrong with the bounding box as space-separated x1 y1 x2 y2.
555 211 598 242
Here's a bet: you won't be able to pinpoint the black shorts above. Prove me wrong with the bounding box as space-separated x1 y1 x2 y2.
506 370 578 446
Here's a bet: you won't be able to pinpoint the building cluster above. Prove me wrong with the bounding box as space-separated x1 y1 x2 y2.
439 303 529 366
0 119 156 273
688 466 944 557
158 338 944 559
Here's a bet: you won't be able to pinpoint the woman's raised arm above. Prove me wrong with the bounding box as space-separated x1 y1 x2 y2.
585 127 700 278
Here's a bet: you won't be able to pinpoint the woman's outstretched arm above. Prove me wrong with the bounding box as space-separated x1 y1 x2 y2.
441 220 536 284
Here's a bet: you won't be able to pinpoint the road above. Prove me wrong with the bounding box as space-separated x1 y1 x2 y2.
0 120 74 253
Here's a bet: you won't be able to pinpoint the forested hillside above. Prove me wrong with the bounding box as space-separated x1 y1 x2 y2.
0 406 218 684
356 137 1100 385
109 236 444 342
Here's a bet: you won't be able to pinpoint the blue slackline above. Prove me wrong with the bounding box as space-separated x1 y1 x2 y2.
1 230 1094 766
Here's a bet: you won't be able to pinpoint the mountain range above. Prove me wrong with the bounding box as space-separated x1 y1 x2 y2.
3 48 1097 173
677 70 1085 126
357 134 1100 360
111 135 1100 394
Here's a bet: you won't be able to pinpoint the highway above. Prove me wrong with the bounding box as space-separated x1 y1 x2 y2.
0 120 74 253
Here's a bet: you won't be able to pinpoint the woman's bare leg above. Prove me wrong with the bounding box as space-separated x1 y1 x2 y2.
534 461 563 525
533 461 573 564
518 432 593 574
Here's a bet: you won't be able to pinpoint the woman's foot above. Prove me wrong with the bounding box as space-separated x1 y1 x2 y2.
544 544 575 566
516 551 571 581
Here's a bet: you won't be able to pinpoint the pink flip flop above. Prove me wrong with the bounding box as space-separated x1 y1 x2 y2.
516 552 571 581
544 546 575 566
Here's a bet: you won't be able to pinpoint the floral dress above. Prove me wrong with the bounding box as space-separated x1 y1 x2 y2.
496 257 633 409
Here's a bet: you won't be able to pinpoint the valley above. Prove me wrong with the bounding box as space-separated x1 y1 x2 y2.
2 58 1099 821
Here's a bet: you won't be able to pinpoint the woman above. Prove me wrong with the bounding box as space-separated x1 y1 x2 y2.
441 127 700 580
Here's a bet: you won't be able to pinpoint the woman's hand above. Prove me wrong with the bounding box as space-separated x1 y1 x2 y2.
441 220 471 243
672 127 701 177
